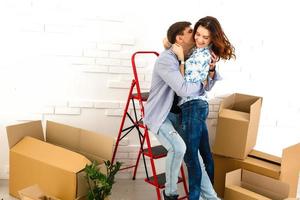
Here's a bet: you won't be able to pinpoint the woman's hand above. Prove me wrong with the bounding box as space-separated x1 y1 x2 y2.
172 43 184 62
163 37 172 49
209 51 219 70
202 79 208 87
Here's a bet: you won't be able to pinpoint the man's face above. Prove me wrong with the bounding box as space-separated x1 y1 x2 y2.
179 26 195 51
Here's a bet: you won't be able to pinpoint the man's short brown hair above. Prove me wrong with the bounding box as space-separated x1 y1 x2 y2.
167 21 192 44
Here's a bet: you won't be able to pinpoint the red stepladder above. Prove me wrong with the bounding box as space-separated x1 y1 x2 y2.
111 51 189 200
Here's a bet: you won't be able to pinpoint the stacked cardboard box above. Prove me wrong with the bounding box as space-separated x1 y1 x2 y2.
7 120 114 200
212 93 300 199
225 169 290 200
213 93 262 160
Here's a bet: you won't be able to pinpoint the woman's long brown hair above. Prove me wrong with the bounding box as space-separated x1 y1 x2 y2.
193 16 236 61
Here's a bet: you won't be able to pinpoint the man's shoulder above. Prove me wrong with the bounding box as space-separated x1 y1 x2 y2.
158 49 177 63
153 49 178 73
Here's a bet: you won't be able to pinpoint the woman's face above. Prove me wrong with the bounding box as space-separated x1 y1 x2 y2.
194 25 211 48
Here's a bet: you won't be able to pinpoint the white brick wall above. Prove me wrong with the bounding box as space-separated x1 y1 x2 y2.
69 100 94 108
1 0 300 180
94 101 120 109
80 65 109 73
54 107 81 115
83 49 109 58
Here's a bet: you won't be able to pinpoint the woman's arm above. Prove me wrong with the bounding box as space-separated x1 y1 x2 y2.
205 51 220 90
163 37 172 49
208 51 218 78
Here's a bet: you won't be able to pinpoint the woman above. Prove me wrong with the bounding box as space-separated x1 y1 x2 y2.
173 16 235 200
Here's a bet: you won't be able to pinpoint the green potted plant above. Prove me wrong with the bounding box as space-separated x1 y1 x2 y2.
85 160 122 200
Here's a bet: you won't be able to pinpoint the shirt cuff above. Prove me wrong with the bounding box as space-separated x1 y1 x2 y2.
208 70 222 81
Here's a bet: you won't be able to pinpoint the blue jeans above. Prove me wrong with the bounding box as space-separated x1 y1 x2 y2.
198 154 220 200
155 112 186 196
180 99 215 200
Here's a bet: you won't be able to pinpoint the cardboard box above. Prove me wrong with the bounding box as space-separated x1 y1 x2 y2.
19 184 61 200
296 172 300 199
214 143 300 198
224 169 289 200
213 93 263 159
281 144 300 198
6 120 114 200
46 121 114 164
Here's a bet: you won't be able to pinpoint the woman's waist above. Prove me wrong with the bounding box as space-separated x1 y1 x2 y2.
178 95 208 107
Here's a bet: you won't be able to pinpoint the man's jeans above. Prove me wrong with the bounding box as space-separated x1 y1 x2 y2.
198 154 220 200
180 99 215 200
155 112 186 196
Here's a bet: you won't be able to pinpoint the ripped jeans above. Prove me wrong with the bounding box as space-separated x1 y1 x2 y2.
155 112 186 196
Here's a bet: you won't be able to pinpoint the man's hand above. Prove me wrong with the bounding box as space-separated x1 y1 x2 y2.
209 51 219 70
172 43 184 62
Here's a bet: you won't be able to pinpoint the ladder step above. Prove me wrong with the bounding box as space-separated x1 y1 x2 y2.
132 92 149 101
144 173 184 189
143 145 167 158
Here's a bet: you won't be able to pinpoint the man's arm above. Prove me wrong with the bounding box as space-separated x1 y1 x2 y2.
179 61 185 76
171 44 185 76
156 53 204 97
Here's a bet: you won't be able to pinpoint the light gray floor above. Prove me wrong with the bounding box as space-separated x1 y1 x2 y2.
1 179 298 200
0 179 185 200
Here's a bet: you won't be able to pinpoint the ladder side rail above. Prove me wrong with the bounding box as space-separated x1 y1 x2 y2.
131 51 162 198
131 51 159 117
111 80 136 164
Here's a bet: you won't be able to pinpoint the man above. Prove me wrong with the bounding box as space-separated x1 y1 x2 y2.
144 21 220 200
143 21 211 200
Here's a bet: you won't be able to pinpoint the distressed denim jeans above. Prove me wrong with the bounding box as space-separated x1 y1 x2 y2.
155 112 186 196
198 154 220 200
180 99 215 200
